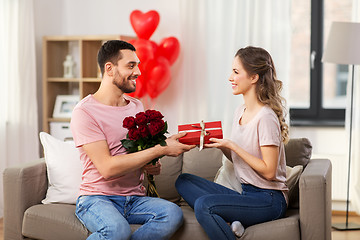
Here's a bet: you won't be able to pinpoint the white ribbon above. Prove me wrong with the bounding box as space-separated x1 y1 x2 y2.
199 120 206 151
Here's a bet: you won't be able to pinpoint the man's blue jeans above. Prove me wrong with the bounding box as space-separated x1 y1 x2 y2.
75 195 183 240
175 173 287 240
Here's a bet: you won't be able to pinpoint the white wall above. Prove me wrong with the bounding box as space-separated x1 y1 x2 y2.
34 0 182 134
290 126 348 210
33 0 348 210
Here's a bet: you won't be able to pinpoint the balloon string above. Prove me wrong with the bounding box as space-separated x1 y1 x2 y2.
141 95 149 110
150 97 156 110
140 95 157 110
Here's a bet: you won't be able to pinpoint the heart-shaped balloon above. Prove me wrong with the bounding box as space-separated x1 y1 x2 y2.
146 56 171 99
130 10 160 40
157 37 180 65
127 73 147 99
130 39 157 70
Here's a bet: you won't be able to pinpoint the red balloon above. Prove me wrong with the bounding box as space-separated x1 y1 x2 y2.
130 10 160 40
157 37 180 65
149 40 158 56
146 57 171 99
127 74 147 99
131 39 156 70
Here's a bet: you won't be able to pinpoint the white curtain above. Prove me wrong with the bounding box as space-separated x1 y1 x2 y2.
177 0 291 137
0 0 39 217
350 0 360 215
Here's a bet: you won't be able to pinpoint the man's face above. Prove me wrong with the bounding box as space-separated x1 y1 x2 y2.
112 50 141 93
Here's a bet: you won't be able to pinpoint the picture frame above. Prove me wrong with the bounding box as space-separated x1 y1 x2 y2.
52 95 80 118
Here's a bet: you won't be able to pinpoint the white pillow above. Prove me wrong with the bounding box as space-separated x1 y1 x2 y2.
214 158 303 198
286 165 303 198
39 132 82 204
214 156 243 193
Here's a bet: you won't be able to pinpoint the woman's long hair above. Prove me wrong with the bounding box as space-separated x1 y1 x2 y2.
235 46 289 144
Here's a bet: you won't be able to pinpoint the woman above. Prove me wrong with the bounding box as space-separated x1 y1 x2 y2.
175 46 289 240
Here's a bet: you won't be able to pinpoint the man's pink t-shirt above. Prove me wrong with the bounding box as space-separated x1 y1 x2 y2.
230 105 288 202
70 94 147 197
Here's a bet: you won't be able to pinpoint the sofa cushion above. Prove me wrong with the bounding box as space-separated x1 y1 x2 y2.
22 204 147 239
22 204 89 240
240 210 300 240
285 138 312 167
284 138 312 208
172 205 208 240
153 155 183 202
182 147 223 181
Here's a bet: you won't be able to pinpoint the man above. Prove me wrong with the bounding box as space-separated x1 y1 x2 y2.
70 40 195 240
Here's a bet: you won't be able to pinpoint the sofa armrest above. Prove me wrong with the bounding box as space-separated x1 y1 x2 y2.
299 158 332 240
3 159 48 240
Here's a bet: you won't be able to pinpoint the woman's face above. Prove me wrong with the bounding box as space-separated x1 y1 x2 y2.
229 56 256 95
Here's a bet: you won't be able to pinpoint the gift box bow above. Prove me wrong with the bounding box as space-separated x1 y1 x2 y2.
178 120 223 151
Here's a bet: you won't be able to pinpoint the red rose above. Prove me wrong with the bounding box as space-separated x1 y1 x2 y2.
138 125 150 138
128 128 140 140
135 112 148 126
148 119 165 136
123 116 136 129
145 109 164 120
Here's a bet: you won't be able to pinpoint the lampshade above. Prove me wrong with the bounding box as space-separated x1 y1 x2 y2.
322 21 360 65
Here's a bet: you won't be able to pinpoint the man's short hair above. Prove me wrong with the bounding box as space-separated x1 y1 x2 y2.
97 40 136 76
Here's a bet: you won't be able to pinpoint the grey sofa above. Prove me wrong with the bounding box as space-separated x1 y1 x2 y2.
3 138 332 240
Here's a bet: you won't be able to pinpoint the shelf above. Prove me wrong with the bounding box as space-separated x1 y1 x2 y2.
48 118 71 122
81 78 101 82
48 78 81 82
42 35 135 133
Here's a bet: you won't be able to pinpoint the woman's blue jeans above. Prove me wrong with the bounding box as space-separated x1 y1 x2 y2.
75 195 183 240
175 173 287 240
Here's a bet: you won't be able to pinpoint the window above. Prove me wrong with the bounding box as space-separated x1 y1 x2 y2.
289 0 352 126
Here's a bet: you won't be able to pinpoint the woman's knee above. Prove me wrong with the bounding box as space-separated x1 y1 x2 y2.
175 173 200 193
193 195 214 225
175 173 192 187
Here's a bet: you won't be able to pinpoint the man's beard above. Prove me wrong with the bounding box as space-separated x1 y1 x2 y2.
113 76 137 93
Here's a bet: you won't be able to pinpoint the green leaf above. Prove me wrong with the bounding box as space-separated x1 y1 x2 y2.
122 140 135 149
161 122 168 134
160 140 167 146
127 146 138 153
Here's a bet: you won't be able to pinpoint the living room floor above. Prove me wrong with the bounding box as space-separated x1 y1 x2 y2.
332 214 360 239
0 215 359 239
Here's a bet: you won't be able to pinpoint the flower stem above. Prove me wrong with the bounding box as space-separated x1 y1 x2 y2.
146 173 159 198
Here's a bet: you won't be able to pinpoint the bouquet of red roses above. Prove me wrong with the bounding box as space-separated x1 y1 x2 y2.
121 109 168 197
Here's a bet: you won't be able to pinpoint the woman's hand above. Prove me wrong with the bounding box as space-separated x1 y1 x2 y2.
204 138 233 150
143 161 162 175
204 138 233 161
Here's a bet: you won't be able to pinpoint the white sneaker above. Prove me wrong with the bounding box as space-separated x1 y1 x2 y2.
231 221 245 238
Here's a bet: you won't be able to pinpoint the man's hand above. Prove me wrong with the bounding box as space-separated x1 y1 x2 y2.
163 132 196 156
143 161 162 175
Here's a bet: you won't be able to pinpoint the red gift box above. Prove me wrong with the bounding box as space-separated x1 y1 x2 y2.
178 121 223 146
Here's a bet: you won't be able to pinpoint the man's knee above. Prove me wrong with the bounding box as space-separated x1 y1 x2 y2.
160 201 183 225
98 221 132 240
